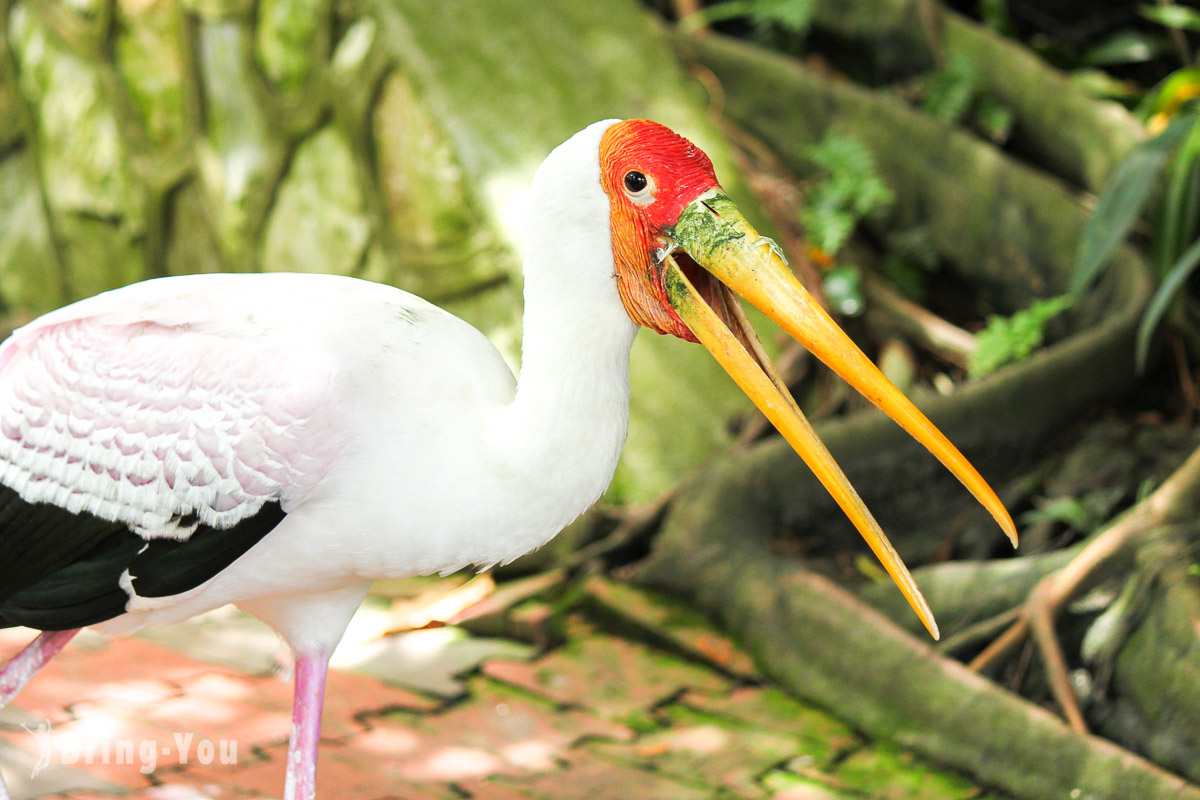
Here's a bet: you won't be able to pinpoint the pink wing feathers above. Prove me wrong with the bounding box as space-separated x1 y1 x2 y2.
0 310 344 540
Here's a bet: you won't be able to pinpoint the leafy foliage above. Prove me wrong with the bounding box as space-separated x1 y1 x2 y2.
972 94 1016 142
1072 105 1200 369
1070 108 1198 295
918 53 1014 142
681 0 816 35
1139 231 1200 362
799 133 893 256
969 296 1073 379
922 53 978 124
1079 29 1171 67
1021 487 1126 534
1069 1 1200 371
796 134 893 317
1139 3 1200 34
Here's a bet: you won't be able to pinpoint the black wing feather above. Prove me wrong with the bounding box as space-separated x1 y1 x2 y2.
0 482 285 631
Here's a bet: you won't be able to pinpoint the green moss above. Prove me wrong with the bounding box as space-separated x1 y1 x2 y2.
115 0 187 148
616 709 660 735
370 71 510 301
761 771 853 799
256 0 325 92
669 193 747 259
195 17 282 266
371 0 775 503
0 154 63 311
262 127 369 275
0 77 25 151
164 181 230 275
56 213 146 299
11 4 144 223
834 744 978 800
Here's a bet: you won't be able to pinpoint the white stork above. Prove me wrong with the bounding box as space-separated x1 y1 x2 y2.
0 119 1015 799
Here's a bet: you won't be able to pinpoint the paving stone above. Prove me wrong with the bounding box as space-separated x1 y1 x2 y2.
2 685 238 789
0 737 128 800
454 779 535 799
66 786 236 799
0 601 1001 800
0 630 445 797
589 701 816 798
834 744 979 800
322 664 445 729
177 734 466 799
0 635 209 725
582 575 760 679
133 608 285 676
678 686 858 768
457 574 567 649
761 768 859 799
143 664 436 744
133 670 294 745
490 750 712 800
481 630 730 726
760 771 857 800
18 701 228 788
174 738 367 798
0 704 66 732
332 623 534 699
343 678 630 784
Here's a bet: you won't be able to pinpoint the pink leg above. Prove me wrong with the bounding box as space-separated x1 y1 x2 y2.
1 629 79 800
0 629 78 707
283 650 330 800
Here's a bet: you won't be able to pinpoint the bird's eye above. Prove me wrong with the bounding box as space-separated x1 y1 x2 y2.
623 171 648 193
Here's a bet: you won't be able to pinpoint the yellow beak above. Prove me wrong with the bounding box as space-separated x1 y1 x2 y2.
664 191 1018 640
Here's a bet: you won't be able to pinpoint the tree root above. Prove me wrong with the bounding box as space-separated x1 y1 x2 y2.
968 446 1200 733
631 459 1200 800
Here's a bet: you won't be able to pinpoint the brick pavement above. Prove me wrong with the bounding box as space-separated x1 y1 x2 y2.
0 579 1003 799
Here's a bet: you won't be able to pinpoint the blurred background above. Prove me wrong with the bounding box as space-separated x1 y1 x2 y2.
2 0 1200 798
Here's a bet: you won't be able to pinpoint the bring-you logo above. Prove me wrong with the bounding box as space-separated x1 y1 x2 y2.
21 720 238 776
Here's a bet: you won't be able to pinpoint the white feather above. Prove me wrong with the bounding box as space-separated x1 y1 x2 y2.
4 120 639 653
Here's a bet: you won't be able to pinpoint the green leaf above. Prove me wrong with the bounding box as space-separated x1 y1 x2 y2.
1071 108 1200 297
1070 69 1142 103
1140 3 1200 33
1152 120 1200 276
1020 488 1124 533
752 0 816 33
1080 29 1169 66
799 201 855 254
978 0 1014 35
680 0 815 34
799 134 893 256
1135 234 1200 370
921 53 978 124
973 94 1015 142
969 296 1073 379
1137 67 1200 121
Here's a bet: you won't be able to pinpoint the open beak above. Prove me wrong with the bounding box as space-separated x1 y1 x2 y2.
662 191 1018 640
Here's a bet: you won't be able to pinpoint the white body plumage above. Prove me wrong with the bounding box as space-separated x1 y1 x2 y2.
0 120 635 653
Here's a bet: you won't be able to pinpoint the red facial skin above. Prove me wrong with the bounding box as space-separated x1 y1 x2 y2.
599 120 722 342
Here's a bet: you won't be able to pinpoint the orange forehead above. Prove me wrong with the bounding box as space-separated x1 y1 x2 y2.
598 120 719 232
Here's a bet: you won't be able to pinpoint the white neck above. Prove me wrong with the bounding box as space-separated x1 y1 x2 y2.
489 120 638 539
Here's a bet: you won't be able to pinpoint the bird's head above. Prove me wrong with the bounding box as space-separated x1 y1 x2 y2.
596 119 1017 639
